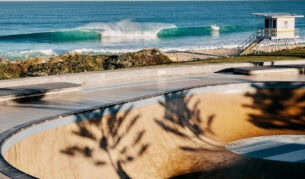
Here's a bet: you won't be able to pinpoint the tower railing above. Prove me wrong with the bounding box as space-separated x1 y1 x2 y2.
256 28 264 38
238 28 264 53
261 28 300 39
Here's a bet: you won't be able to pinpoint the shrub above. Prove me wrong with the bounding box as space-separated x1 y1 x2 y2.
104 48 171 70
0 49 171 80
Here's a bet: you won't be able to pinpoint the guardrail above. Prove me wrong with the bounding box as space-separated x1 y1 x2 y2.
238 28 265 54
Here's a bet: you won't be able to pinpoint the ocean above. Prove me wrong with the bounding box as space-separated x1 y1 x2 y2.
0 1 304 60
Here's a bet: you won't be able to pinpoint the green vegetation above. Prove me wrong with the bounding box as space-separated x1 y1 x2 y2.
0 49 170 80
1 47 305 80
179 47 305 65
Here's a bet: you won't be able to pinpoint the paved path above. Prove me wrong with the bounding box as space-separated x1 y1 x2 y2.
1 73 305 134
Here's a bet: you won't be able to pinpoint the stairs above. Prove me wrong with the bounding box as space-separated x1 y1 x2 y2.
238 29 264 55
240 37 264 55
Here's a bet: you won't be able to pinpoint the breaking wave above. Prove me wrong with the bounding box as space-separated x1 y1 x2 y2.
0 20 254 43
78 19 176 38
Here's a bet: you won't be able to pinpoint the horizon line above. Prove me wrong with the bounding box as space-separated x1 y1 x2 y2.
0 0 300 1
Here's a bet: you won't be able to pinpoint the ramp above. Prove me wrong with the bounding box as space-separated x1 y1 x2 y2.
2 82 305 178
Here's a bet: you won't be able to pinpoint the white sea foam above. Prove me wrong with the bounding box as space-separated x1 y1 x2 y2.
210 25 220 31
77 19 176 38
2 49 57 60
72 48 142 54
71 45 240 55
18 49 56 56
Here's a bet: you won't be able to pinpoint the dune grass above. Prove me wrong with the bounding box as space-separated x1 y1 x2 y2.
0 47 305 80
0 49 170 80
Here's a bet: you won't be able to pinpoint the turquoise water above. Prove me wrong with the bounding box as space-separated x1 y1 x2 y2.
0 1 304 60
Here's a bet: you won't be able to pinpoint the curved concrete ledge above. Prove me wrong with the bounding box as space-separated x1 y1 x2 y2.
0 82 236 178
0 83 81 105
1 59 305 88
1 82 305 178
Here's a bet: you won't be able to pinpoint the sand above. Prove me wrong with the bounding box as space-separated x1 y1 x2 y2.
164 44 305 62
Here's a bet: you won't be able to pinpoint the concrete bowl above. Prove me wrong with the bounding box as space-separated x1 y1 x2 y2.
2 82 305 178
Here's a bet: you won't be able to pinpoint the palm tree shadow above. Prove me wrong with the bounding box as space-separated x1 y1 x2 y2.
243 82 305 130
168 83 305 178
154 90 217 152
61 104 150 179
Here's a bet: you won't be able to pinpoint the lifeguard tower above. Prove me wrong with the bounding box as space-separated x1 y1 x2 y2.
238 13 304 55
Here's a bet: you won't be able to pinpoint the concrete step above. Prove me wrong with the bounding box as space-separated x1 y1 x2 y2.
233 65 303 75
276 65 305 74
0 82 81 105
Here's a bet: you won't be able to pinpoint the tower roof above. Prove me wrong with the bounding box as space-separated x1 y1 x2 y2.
253 13 304 18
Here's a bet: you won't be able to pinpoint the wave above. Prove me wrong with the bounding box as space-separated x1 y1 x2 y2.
78 19 176 38
0 30 100 43
0 20 255 43
0 49 57 60
157 25 254 38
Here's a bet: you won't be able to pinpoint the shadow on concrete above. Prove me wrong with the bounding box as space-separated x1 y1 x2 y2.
13 92 47 104
243 82 305 130
0 82 80 105
154 90 217 152
58 82 305 178
61 104 150 179
0 87 47 104
171 156 305 179
60 90 219 178
170 82 305 178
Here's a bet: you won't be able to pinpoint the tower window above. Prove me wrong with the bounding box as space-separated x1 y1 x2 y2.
265 19 270 28
272 19 277 28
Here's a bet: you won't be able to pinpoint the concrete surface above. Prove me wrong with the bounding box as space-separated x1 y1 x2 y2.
0 83 81 104
233 66 301 75
226 135 305 163
1 59 305 88
1 70 305 178
3 83 305 178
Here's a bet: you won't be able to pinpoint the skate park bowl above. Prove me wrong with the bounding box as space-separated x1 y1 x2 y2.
1 81 305 178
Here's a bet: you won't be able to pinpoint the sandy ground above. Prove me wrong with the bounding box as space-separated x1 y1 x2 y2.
165 44 305 62
165 48 239 62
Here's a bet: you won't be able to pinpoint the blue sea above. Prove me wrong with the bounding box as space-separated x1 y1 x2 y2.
0 1 304 60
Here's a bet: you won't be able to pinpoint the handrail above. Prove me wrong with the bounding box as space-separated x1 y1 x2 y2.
238 28 265 53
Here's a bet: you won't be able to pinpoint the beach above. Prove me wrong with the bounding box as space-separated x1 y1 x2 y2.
165 44 305 62
165 48 239 62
